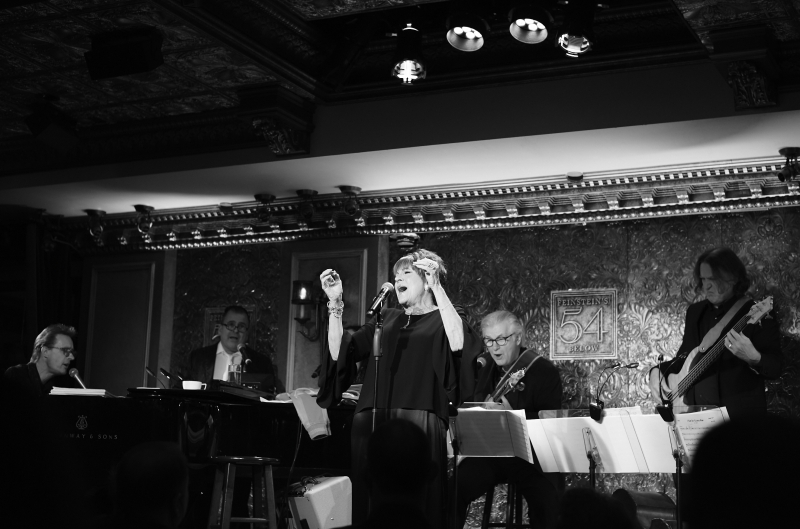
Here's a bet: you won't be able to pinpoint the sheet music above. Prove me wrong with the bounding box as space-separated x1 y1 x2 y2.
456 408 533 463
674 407 729 463
627 414 678 473
527 420 559 472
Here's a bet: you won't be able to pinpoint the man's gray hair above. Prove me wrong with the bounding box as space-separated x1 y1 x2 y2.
480 310 524 336
30 324 77 363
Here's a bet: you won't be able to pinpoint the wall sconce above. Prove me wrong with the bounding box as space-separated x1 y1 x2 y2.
292 279 322 341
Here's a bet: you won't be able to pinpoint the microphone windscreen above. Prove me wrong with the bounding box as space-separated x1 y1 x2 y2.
382 282 395 292
68 368 79 378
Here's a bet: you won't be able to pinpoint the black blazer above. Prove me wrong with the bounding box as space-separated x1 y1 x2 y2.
186 344 285 394
663 297 782 418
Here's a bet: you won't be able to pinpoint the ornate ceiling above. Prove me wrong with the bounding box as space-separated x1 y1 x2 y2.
1 0 798 178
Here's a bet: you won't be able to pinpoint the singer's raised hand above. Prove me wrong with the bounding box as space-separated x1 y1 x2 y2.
413 258 440 288
320 268 343 300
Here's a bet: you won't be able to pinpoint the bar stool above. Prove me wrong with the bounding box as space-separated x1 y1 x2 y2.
207 455 279 529
481 483 532 529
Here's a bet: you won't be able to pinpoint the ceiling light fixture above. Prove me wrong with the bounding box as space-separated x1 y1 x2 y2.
134 204 154 234
337 185 362 216
509 5 554 45
85 209 105 246
391 23 427 85
255 193 276 223
296 189 318 221
777 147 800 182
557 0 602 58
446 12 489 52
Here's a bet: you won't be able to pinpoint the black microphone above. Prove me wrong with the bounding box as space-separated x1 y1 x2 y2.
237 344 253 371
590 361 626 422
145 367 166 389
160 367 183 383
367 282 395 317
69 368 87 389
476 352 491 369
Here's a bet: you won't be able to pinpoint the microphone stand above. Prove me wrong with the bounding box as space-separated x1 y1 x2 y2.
371 301 384 433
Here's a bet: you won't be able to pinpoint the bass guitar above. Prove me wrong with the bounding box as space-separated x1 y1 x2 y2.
657 296 773 407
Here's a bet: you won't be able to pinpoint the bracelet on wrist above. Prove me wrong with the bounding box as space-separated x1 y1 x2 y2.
327 298 344 318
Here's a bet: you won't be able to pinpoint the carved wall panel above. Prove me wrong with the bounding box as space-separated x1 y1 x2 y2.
171 244 283 381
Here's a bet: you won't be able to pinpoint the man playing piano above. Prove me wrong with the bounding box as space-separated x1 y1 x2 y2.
185 305 283 394
456 310 562 529
1 323 77 400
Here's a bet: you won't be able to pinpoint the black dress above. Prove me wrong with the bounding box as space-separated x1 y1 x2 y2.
318 307 481 527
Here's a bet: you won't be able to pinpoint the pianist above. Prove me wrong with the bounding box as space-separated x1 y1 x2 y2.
185 305 283 393
1 323 77 400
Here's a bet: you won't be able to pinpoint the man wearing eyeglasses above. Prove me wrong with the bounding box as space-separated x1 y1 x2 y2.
186 305 283 393
1 323 77 400
455 310 562 529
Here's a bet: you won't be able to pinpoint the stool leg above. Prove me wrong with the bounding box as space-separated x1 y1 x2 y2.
505 484 513 529
221 463 237 529
208 465 226 529
265 465 277 529
481 487 494 529
252 467 265 529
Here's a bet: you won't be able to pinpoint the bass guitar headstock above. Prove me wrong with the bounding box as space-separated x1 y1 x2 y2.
748 296 773 325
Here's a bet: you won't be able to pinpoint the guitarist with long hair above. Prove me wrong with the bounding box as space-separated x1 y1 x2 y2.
648 247 783 418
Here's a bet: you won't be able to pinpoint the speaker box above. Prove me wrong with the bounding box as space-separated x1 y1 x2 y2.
288 476 351 529
84 26 164 80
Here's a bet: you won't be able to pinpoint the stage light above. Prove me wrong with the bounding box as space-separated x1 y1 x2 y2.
509 5 554 45
337 185 362 217
296 189 318 221
392 24 426 85
255 193 276 223
134 204 154 234
446 13 489 52
557 0 598 58
777 147 800 182
85 209 105 246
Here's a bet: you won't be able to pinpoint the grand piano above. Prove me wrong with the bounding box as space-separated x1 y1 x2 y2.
43 388 354 527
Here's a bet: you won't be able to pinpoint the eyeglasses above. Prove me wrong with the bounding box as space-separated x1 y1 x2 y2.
46 346 75 357
221 321 248 333
483 334 514 347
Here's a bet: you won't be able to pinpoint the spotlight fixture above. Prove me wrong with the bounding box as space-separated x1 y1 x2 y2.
567 171 584 183
777 147 800 182
391 23 427 85
296 189 318 221
134 204 154 234
85 209 105 245
509 5 554 44
446 12 489 52
557 0 601 58
337 185 362 217
255 193 276 223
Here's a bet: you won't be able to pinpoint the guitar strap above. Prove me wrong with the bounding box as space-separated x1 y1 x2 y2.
694 296 751 355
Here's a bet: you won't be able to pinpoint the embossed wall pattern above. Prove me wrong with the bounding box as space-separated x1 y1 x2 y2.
390 209 800 523
171 244 283 378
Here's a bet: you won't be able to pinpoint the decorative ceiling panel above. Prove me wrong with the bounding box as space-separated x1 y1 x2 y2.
0 3 59 23
277 0 443 20
675 0 800 41
166 47 276 88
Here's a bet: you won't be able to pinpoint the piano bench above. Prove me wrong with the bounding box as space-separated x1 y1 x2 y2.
482 483 532 529
207 456 280 529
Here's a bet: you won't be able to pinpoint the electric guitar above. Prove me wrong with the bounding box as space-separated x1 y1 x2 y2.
657 296 773 407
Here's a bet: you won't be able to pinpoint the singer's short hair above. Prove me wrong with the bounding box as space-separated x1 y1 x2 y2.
30 324 77 363
114 441 188 515
222 305 250 324
392 249 447 284
693 247 751 297
481 311 523 337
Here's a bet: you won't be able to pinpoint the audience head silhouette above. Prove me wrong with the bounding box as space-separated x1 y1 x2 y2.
556 488 638 529
686 415 800 529
112 442 189 528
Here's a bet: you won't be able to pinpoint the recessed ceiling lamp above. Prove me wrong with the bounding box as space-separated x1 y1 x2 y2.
509 5 554 45
557 0 600 58
446 12 489 52
391 23 426 85
777 147 800 182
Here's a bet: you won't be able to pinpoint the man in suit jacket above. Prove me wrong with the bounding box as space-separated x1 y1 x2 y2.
648 247 782 419
186 305 284 394
456 310 562 529
1 323 77 400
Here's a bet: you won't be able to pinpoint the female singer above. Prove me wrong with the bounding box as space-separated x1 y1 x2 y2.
317 249 481 527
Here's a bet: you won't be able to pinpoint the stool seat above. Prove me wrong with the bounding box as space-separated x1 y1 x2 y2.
207 455 279 529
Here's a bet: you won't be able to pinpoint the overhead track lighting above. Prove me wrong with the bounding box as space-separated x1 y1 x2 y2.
85 209 105 246
446 12 489 52
337 185 362 217
134 204 154 234
509 5 554 45
296 189 318 221
391 23 427 85
557 0 601 58
255 193 276 223
777 147 800 182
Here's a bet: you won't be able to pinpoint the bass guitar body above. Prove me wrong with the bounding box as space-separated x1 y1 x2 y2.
658 347 700 407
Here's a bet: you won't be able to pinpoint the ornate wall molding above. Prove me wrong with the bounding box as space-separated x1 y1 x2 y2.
50 156 800 253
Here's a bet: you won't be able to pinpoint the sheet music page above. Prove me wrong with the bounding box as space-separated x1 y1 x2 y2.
538 416 641 473
674 408 728 462
627 415 677 473
456 408 516 458
508 410 534 464
527 419 559 472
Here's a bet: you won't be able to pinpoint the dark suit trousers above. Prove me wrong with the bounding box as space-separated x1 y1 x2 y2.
456 457 558 529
